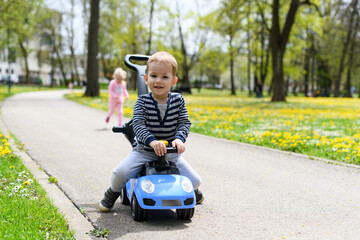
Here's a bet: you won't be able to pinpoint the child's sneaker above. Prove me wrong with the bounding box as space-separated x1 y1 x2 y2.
105 117 110 123
194 188 204 204
99 187 121 212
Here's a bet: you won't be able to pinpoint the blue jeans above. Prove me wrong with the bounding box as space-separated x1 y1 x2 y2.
110 146 202 192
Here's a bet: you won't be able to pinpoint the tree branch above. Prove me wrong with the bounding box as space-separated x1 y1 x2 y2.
301 0 323 17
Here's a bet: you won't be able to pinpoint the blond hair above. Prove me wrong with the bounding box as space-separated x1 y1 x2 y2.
146 51 178 76
113 68 127 80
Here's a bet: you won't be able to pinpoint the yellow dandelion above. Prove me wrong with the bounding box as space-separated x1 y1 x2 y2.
23 181 31 186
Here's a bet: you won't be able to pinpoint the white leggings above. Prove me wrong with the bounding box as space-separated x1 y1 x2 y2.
110 146 202 192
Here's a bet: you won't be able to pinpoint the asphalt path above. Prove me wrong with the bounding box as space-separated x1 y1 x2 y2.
2 90 360 240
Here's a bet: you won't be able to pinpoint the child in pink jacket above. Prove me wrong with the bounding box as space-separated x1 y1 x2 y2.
105 68 129 126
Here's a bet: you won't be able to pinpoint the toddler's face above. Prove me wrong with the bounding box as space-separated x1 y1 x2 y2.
114 75 123 83
145 62 177 101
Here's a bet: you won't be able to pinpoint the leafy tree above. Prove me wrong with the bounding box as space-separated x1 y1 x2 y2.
174 0 207 92
99 0 148 89
253 1 271 94
270 0 320 101
0 0 49 84
212 0 245 95
196 48 227 87
334 0 358 97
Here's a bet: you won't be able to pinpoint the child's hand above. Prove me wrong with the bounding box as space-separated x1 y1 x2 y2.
172 139 185 154
149 140 166 156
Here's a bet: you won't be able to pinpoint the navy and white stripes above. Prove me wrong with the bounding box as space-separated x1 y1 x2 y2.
132 92 191 146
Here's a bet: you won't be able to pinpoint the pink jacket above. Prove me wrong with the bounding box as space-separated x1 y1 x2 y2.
108 80 129 103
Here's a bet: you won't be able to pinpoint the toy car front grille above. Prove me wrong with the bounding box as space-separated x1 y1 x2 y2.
162 200 182 206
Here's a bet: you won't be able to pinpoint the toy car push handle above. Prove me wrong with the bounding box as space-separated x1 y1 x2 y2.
124 54 150 96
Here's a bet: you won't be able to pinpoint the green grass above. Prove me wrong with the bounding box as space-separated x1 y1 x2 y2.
65 89 360 166
0 85 75 239
0 134 75 239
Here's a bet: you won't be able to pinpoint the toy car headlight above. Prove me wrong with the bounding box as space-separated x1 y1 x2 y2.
181 178 193 193
141 180 155 194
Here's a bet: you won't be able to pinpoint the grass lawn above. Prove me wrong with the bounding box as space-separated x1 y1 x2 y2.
66 89 360 165
0 85 75 239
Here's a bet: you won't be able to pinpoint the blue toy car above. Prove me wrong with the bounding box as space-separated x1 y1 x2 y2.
119 144 196 221
112 54 196 221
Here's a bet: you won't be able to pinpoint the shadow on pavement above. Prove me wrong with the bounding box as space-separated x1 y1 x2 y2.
78 203 191 239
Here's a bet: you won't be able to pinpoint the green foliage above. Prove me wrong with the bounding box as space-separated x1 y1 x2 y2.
88 228 110 238
48 176 58 183
0 0 50 59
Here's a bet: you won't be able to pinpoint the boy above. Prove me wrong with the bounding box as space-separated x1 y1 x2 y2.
99 51 203 212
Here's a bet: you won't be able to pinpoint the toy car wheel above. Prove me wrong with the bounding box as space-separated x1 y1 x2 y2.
120 186 130 205
131 194 147 221
176 208 195 220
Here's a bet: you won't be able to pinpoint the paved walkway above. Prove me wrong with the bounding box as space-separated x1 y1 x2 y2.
2 90 360 240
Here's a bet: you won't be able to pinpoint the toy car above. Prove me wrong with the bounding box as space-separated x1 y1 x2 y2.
112 54 196 221
119 144 196 221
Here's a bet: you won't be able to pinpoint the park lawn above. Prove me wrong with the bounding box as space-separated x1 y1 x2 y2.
65 89 360 165
0 85 76 239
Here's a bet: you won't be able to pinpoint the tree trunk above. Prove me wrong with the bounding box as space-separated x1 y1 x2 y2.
270 0 306 102
54 43 67 86
81 0 90 72
50 25 67 85
260 24 270 91
345 8 359 97
270 0 284 101
229 34 236 96
177 7 191 90
50 50 55 87
271 50 285 101
247 32 252 96
70 45 80 85
285 75 290 96
334 0 358 97
247 2 252 97
304 47 310 96
310 45 316 94
18 40 30 84
147 0 155 55
85 0 100 97
257 2 270 91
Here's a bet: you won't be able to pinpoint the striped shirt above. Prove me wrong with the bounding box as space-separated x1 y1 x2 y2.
132 92 191 146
